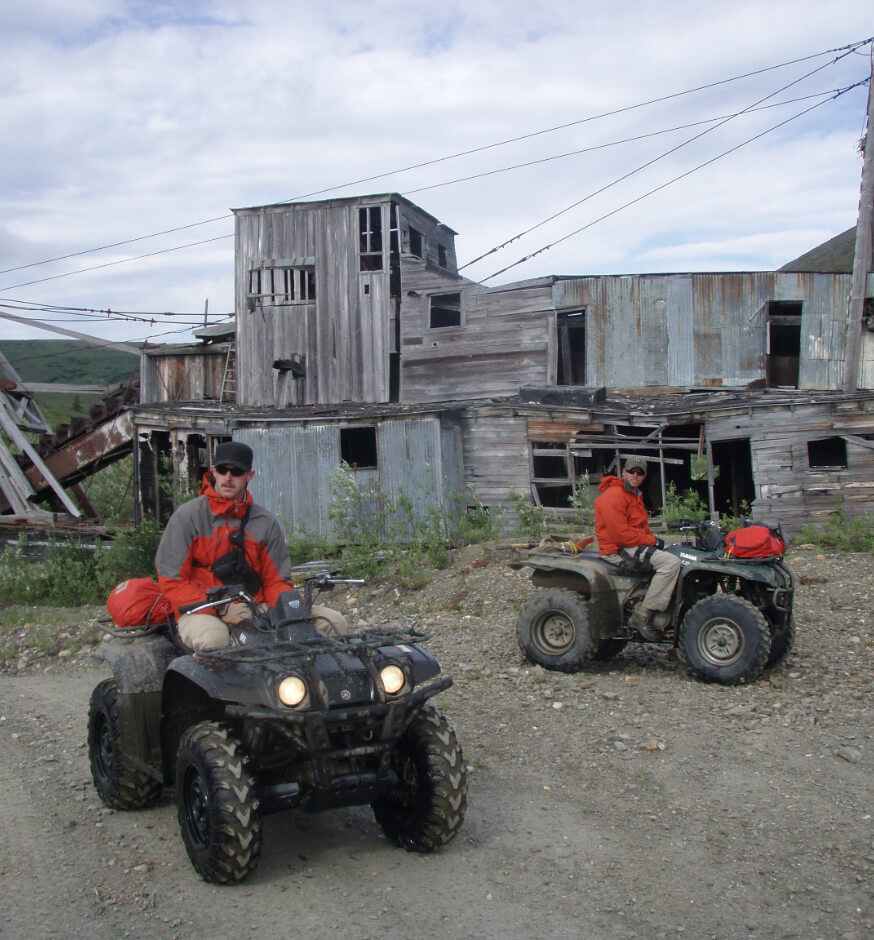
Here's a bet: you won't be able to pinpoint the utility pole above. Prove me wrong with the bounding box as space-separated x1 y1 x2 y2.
843 55 874 393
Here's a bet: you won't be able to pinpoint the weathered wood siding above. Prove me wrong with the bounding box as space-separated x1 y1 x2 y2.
401 281 555 401
234 195 461 408
140 346 229 403
458 407 531 509
705 397 874 527
396 270 858 402
235 198 392 406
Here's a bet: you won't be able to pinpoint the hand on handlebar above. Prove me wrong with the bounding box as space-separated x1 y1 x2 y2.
221 601 253 624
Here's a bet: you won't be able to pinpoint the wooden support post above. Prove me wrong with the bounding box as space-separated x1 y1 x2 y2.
844 57 874 392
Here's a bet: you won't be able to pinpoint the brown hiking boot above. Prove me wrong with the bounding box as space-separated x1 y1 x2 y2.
627 604 663 642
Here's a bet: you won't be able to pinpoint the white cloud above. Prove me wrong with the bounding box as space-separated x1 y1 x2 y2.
0 0 871 341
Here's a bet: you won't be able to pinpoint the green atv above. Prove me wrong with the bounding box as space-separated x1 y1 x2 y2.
515 521 794 685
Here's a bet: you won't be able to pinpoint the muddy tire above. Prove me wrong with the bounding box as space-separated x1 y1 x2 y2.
88 678 163 810
766 616 796 669
373 705 467 852
175 722 262 884
679 595 770 685
516 588 597 672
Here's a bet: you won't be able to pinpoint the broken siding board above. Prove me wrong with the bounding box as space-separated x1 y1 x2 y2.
403 352 549 402
402 337 549 362
527 420 606 441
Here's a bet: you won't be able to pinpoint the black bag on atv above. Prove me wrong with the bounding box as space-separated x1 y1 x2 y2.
210 505 263 596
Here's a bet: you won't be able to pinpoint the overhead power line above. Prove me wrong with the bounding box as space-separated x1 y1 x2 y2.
462 45 868 273
479 81 865 283
1 35 870 286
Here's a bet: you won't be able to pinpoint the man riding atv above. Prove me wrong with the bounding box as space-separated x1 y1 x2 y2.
155 440 345 649
594 455 681 641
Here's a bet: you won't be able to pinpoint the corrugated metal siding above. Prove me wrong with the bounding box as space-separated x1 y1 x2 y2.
237 426 339 537
554 271 851 390
667 277 694 386
378 418 449 521
234 416 460 540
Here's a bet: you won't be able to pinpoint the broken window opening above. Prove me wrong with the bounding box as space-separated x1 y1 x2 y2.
766 300 801 388
359 207 383 272
557 310 586 385
340 426 378 469
807 437 847 470
389 203 400 255
711 438 754 518
248 265 315 304
429 292 462 329
409 228 423 258
438 244 448 268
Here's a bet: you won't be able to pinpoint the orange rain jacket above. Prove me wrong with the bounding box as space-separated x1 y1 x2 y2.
155 473 293 617
593 475 657 556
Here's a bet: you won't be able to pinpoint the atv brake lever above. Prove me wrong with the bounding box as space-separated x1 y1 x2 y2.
180 588 256 616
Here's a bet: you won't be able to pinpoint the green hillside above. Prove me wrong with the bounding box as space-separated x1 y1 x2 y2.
0 339 139 385
0 340 139 431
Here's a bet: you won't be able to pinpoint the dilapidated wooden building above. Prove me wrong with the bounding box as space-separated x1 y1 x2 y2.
136 194 874 534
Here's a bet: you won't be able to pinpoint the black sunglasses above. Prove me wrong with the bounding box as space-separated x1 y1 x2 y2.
214 464 246 477
625 467 646 475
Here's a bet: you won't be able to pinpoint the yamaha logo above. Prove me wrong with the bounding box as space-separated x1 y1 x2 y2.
340 689 351 700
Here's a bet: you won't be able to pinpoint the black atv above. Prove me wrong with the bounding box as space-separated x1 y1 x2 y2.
87 573 467 884
515 521 794 685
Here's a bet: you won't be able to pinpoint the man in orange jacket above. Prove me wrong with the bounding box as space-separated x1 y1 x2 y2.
155 440 345 650
594 456 681 641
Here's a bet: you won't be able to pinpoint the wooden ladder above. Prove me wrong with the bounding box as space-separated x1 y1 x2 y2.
220 345 237 403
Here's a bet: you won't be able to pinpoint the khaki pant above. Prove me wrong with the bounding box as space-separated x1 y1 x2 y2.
602 547 682 613
177 604 349 651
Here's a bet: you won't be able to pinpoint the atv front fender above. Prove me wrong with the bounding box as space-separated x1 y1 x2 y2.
95 635 181 693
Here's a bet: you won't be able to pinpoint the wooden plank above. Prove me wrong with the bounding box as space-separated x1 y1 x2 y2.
527 419 606 441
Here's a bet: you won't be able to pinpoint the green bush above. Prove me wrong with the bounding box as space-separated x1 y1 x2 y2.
324 464 446 585
94 518 163 594
718 501 753 533
0 519 163 607
568 472 595 531
0 537 101 606
798 509 874 553
509 488 547 539
449 492 504 546
661 482 708 525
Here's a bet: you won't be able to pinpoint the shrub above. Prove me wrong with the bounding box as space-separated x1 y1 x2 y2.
509 488 547 539
568 472 595 531
662 482 708 525
798 509 874 553
0 518 163 607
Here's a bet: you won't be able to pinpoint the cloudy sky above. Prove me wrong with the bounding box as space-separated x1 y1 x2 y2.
0 0 871 345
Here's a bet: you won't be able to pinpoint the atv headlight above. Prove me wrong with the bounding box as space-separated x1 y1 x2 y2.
277 675 307 707
380 663 406 695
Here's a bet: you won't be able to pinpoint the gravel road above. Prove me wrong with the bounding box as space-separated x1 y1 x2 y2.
1 544 872 939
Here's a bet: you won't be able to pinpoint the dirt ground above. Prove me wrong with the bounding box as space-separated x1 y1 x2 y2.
1 544 873 939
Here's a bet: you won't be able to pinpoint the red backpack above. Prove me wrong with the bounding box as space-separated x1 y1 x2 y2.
724 524 786 559
106 577 174 628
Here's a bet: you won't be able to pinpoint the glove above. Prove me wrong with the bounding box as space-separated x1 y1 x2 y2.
653 537 665 550
222 600 253 625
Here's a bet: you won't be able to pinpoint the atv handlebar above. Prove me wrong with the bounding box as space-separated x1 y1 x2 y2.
179 584 257 616
178 574 365 616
